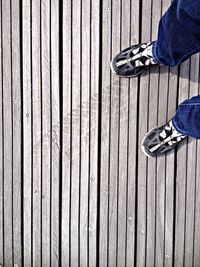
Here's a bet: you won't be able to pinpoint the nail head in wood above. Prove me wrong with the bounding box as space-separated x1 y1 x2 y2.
65 151 70 157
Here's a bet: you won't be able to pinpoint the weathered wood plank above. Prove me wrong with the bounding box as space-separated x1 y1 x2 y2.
71 0 81 265
164 5 179 265
12 0 22 265
2 0 13 263
0 0 3 263
79 0 90 265
174 59 190 266
165 107 176 266
41 0 51 265
165 74 178 266
99 0 111 265
117 0 131 265
136 0 152 265
61 0 71 265
194 138 200 266
32 0 42 266
193 74 200 266
108 0 120 266
163 1 177 266
184 53 199 267
50 0 60 265
166 65 179 266
165 59 179 267
89 0 99 265
126 1 139 264
146 74 158 264
146 0 161 265
155 1 173 265
156 69 168 267
22 0 32 264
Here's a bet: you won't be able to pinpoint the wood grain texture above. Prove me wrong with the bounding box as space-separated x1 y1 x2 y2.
61 0 71 265
41 0 51 265
2 3 13 261
108 0 120 266
184 54 199 267
165 65 179 267
79 0 90 265
146 0 161 265
22 0 32 264
194 77 200 267
89 0 99 265
0 0 3 264
99 0 111 266
136 0 152 265
32 0 42 266
12 0 22 265
163 1 177 265
117 0 131 265
174 59 190 267
126 0 139 263
194 136 200 267
2 0 13 265
62 0 100 266
50 0 60 265
71 0 81 265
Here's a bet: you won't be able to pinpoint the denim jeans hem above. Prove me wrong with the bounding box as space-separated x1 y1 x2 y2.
152 41 161 64
172 117 200 139
171 118 188 136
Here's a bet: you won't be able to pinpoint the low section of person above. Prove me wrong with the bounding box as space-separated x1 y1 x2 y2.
110 0 200 157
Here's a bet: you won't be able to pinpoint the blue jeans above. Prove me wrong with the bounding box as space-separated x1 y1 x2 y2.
172 96 200 139
152 0 200 139
152 0 200 67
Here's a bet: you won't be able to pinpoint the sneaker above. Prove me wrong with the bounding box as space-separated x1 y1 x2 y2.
110 41 159 78
141 120 187 157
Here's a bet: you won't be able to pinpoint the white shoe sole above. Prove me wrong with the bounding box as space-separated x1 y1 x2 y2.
141 126 159 157
110 60 144 78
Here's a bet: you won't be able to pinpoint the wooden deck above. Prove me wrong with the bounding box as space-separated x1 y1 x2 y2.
0 0 200 266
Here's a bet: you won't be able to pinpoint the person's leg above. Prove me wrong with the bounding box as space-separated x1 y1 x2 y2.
111 0 200 77
172 96 200 139
153 0 200 67
141 96 200 157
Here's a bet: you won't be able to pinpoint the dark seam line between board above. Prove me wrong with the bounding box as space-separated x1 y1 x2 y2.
59 0 63 265
96 0 102 265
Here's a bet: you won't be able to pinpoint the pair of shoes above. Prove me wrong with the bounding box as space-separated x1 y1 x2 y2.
110 42 187 157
